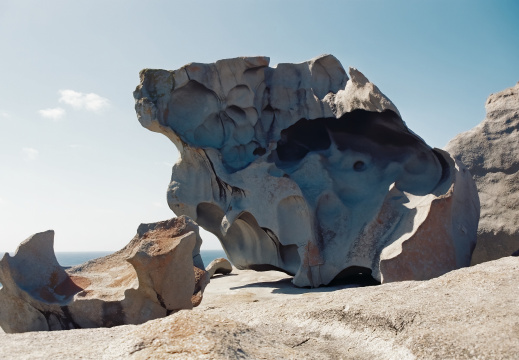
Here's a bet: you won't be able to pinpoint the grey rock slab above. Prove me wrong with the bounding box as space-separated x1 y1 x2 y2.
445 81 519 264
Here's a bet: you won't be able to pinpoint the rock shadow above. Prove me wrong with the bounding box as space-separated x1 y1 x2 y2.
229 270 379 295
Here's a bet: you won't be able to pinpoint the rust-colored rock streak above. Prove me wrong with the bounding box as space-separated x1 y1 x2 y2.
0 216 209 333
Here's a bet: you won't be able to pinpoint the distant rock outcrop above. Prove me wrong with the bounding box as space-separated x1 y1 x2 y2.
445 82 519 264
0 216 210 333
206 258 232 278
134 55 480 287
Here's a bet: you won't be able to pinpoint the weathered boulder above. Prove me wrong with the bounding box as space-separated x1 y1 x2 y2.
1 257 517 359
445 82 519 264
206 258 233 278
0 216 210 333
134 55 480 287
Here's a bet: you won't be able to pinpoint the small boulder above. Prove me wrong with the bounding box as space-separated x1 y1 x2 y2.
206 258 233 278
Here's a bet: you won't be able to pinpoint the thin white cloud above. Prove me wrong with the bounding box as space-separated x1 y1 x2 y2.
59 89 110 112
22 147 39 161
69 144 82 149
38 107 66 121
0 111 10 119
0 196 5 204
152 201 165 208
94 207 116 215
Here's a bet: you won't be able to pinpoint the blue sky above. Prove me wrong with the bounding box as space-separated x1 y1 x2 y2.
0 0 518 251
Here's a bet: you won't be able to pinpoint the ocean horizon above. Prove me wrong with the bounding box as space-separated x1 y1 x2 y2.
52 250 228 268
0 250 228 288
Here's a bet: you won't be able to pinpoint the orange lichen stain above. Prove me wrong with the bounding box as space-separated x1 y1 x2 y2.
303 241 324 267
48 270 59 288
191 292 203 307
69 275 92 289
39 287 57 302
54 276 89 297
108 271 134 288
190 267 209 306
142 217 188 240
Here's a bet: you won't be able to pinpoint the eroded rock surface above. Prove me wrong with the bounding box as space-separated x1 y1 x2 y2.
206 258 233 278
446 82 519 264
1 257 517 359
0 216 210 333
134 55 480 287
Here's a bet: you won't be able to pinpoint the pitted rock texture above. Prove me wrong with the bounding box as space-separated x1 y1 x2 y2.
0 216 210 333
134 55 480 287
445 82 519 264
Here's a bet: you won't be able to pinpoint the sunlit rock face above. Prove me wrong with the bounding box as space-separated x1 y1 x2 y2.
446 82 519 265
206 258 233 278
134 55 480 287
0 216 210 333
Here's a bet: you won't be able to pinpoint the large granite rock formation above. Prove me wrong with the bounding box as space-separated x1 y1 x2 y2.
1 257 517 359
0 216 210 333
445 82 519 264
134 55 480 287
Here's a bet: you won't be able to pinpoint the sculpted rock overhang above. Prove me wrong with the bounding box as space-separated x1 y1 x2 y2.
134 55 480 287
0 216 210 333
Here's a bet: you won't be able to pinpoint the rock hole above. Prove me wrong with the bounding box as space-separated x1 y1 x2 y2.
275 119 331 162
273 109 421 168
253 147 267 156
329 266 380 287
353 161 366 171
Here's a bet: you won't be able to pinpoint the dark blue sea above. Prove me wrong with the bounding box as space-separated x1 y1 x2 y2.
54 250 227 267
0 250 227 288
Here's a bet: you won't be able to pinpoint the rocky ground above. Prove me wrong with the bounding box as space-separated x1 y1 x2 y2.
1 256 518 359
